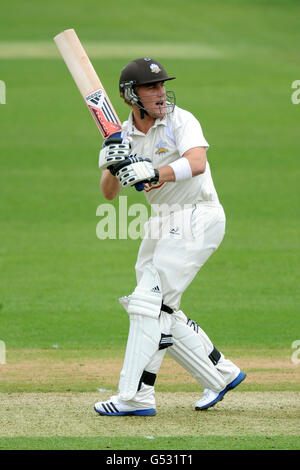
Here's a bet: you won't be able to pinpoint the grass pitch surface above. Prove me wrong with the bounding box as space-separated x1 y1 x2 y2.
0 0 299 451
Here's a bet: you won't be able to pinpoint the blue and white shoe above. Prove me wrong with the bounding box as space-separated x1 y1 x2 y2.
195 371 246 411
94 395 156 416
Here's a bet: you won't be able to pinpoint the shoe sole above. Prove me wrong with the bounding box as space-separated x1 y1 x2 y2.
195 371 246 411
94 407 156 416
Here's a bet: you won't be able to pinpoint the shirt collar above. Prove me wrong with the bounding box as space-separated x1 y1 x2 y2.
127 111 167 135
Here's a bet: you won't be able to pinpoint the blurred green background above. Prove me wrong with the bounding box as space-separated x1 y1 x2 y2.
0 0 299 350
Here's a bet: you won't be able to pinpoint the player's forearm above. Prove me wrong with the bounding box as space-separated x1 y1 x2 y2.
100 169 122 200
158 165 176 182
158 147 207 183
183 147 207 176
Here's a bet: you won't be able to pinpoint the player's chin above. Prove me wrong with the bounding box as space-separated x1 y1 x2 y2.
148 106 166 119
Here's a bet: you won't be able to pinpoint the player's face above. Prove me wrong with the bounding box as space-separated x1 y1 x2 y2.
136 82 167 119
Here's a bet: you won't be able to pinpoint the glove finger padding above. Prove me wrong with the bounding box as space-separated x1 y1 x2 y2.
117 160 159 187
110 155 149 176
98 137 132 171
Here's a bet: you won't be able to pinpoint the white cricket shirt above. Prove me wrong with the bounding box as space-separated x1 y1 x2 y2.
122 105 221 208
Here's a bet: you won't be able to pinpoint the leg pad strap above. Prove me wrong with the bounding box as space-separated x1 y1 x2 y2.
161 303 174 314
209 346 221 365
138 370 156 391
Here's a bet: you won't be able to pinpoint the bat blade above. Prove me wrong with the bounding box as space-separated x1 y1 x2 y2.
54 28 122 139
54 28 143 191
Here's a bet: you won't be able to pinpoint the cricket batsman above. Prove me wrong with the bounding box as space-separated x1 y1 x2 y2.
94 58 246 416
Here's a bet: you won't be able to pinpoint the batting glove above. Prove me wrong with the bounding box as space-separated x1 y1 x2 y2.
116 159 159 187
98 136 132 173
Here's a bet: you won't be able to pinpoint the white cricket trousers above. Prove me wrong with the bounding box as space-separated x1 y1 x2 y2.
135 203 226 311
117 203 240 406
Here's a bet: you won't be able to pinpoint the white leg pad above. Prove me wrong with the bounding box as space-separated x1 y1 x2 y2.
127 311 172 406
167 310 227 392
124 349 166 408
213 354 240 385
118 314 161 401
118 264 163 401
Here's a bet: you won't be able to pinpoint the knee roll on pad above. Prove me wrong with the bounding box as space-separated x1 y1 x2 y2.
119 263 162 319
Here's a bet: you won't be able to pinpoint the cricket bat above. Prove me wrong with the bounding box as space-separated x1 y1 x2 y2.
53 28 144 191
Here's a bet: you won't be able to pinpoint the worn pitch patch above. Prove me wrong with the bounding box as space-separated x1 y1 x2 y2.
0 391 300 438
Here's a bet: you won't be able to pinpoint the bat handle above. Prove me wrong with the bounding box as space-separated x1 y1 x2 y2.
134 182 144 191
106 132 144 192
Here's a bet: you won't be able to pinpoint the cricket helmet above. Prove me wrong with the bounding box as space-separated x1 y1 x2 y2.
119 58 176 117
119 57 176 91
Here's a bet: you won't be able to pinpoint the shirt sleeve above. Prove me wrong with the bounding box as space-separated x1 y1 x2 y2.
174 109 209 156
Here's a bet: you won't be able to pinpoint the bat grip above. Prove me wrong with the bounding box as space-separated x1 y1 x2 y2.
106 132 144 192
135 182 144 191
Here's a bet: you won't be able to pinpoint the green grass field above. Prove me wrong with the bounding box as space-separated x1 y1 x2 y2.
1 0 300 451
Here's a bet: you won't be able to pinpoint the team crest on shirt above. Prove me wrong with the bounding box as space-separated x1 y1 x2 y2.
155 140 169 156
